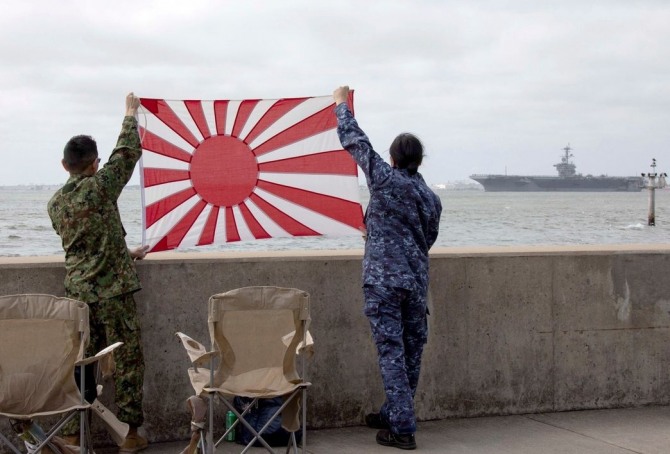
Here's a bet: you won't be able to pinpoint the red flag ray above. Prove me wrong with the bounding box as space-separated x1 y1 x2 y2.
143 168 190 187
258 173 360 202
238 202 271 239
252 105 337 157
252 187 361 236
197 206 219 246
145 187 197 228
140 99 200 148
225 206 240 242
214 100 229 136
255 128 342 166
149 237 170 253
232 100 260 138
243 98 307 145
259 151 357 175
184 100 211 139
256 180 362 230
249 193 318 236
151 199 207 251
139 127 192 162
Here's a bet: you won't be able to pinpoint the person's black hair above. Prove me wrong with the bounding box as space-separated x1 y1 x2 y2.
63 135 98 173
389 133 424 175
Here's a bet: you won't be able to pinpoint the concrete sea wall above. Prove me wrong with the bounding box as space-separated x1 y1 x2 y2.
1 245 670 444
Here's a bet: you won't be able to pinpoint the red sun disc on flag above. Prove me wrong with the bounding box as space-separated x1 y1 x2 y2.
190 135 258 207
138 94 362 252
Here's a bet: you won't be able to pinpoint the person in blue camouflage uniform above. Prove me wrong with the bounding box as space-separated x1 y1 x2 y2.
333 86 442 450
47 93 149 453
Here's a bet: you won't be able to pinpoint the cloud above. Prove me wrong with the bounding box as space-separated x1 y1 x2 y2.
1 0 669 186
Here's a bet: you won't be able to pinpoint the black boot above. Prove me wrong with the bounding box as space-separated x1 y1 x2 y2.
365 412 390 429
376 429 416 450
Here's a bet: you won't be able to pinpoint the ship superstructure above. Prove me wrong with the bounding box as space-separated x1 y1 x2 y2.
470 145 643 192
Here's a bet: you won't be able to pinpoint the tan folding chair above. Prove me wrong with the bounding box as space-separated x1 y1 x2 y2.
0 294 124 454
177 286 312 454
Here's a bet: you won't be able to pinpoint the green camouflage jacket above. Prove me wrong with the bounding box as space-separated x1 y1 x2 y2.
48 116 142 302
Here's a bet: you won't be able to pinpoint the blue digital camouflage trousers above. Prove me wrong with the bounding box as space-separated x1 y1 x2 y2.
364 285 428 435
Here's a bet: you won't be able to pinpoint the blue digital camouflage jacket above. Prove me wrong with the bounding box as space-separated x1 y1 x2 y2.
335 103 442 296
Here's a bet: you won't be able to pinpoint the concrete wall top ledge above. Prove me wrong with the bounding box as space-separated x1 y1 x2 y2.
430 243 670 257
0 249 365 267
1 243 669 267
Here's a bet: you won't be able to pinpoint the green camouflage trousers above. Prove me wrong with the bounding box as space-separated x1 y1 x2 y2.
63 292 145 434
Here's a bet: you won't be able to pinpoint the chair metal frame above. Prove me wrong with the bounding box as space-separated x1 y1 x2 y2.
177 286 311 454
0 294 122 454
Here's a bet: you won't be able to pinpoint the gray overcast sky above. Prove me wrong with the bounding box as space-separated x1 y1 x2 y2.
1 0 669 186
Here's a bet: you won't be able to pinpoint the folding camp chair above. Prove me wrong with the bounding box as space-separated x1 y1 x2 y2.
177 286 312 454
0 294 124 454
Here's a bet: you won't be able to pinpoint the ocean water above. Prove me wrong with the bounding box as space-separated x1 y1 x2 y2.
1 186 668 257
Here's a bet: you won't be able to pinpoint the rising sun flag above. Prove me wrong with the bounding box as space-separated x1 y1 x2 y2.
138 93 364 253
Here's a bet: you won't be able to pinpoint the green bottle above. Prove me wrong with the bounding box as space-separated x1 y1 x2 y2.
225 410 237 441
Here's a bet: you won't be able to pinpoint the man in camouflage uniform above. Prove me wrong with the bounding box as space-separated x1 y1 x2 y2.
333 86 442 450
48 93 149 453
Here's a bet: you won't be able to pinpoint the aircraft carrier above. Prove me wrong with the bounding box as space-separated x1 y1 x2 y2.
470 145 643 192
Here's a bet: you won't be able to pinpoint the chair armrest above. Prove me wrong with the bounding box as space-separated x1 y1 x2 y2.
282 330 314 358
91 399 130 446
76 341 124 366
176 332 218 367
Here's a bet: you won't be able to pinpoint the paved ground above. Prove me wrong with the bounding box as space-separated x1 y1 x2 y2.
99 405 670 453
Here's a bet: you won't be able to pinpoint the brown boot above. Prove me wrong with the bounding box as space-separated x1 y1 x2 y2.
61 434 80 447
118 428 148 454
24 441 57 454
29 436 79 454
49 436 80 454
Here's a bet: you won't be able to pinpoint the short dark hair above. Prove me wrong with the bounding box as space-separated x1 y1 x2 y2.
63 135 98 173
389 133 424 175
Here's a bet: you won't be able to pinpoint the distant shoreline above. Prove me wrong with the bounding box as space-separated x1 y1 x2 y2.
0 184 141 190
0 183 484 191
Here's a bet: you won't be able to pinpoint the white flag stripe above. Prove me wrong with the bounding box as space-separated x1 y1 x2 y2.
144 180 192 205
244 198 290 238
141 150 190 170
259 172 360 202
201 101 216 138
247 96 333 149
231 206 255 241
256 129 341 164
178 203 213 248
144 193 202 247
254 187 361 236
212 207 227 244
225 101 242 136
238 99 275 141
165 100 205 142
139 107 196 153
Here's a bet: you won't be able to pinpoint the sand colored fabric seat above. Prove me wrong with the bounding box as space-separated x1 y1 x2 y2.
0 294 123 454
177 286 312 454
